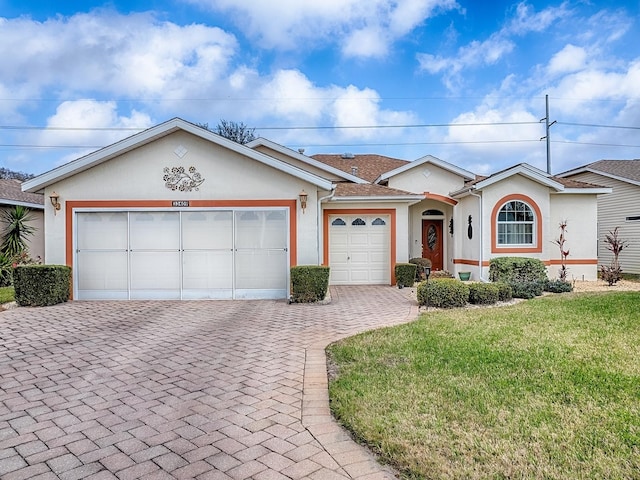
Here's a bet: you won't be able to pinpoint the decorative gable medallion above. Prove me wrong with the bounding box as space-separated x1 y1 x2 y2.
174 145 188 158
163 166 205 192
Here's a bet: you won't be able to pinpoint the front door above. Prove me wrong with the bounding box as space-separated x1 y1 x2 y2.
422 219 443 271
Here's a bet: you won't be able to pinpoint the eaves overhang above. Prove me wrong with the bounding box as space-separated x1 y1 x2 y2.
23 118 334 193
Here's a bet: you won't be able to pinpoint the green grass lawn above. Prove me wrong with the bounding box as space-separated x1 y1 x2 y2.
327 292 640 479
0 286 15 304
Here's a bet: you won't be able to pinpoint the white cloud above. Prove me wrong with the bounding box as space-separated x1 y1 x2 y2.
34 100 153 166
417 2 568 89
548 44 587 75
0 11 238 100
184 0 460 58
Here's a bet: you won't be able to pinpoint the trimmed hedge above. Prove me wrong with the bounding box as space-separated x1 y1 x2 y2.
13 264 71 307
489 257 548 283
395 263 417 288
494 282 513 302
545 279 574 293
290 265 330 303
509 281 545 299
468 282 499 305
417 278 469 308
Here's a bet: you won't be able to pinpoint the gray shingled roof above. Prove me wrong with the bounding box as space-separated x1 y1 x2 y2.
582 160 640 183
0 179 44 207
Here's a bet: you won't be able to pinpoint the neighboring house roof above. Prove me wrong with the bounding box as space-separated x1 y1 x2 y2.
332 183 424 201
558 159 640 187
312 154 409 183
23 118 334 193
246 138 368 184
0 179 44 209
374 154 476 184
451 163 610 197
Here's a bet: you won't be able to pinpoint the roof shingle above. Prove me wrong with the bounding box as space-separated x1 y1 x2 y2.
0 179 44 207
311 154 409 183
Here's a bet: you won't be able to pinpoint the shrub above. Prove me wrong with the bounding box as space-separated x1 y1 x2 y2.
417 278 469 308
494 282 513 302
409 258 432 281
395 263 417 288
509 281 545 299
290 265 330 303
13 264 71 307
545 279 573 293
489 257 548 283
468 282 499 305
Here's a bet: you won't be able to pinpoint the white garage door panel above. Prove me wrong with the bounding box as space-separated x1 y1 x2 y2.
328 214 390 285
76 209 289 300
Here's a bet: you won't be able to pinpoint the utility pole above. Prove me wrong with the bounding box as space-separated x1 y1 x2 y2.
540 94 556 174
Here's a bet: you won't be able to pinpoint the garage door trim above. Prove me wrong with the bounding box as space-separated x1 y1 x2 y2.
323 208 396 285
66 200 297 300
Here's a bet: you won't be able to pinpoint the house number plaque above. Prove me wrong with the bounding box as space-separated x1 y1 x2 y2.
172 201 190 207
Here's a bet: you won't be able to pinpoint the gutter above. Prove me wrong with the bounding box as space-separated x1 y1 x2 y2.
468 189 488 282
317 187 336 264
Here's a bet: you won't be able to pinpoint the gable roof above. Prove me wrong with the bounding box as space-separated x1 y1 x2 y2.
451 163 610 197
246 138 367 184
0 179 44 209
558 159 640 187
312 154 409 183
23 118 334 193
374 154 476 184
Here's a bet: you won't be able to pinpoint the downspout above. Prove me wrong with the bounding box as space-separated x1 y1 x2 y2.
468 190 488 282
317 187 336 264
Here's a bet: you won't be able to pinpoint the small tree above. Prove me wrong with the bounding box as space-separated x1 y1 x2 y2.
553 220 570 281
600 227 629 286
199 120 257 144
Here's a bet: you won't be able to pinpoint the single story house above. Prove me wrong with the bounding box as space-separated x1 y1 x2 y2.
559 160 640 274
23 118 609 300
0 178 45 260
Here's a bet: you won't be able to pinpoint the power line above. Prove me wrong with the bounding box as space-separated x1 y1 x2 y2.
556 121 640 130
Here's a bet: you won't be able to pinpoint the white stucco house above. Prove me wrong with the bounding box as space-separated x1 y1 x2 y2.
22 118 609 300
559 159 640 274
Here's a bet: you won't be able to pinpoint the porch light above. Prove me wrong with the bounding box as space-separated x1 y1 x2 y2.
50 191 61 214
299 190 308 213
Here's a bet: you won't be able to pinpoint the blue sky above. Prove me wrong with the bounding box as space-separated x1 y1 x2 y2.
1 0 639 177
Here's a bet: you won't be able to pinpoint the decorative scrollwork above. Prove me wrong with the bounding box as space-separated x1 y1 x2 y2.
163 166 205 192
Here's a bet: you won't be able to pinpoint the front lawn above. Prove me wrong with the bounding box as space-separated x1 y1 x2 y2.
0 286 15 304
327 292 640 479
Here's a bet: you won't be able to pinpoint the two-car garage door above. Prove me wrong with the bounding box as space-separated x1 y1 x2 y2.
75 209 289 300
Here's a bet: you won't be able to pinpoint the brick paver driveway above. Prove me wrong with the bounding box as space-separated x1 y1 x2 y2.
1 286 419 480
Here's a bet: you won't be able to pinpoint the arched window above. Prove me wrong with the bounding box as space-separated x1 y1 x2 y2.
497 200 535 245
352 218 366 226
422 209 444 216
331 218 346 226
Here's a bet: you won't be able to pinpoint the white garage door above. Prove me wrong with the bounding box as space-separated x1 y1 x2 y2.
328 214 390 285
75 209 289 300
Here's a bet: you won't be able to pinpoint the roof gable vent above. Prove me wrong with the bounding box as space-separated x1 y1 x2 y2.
341 152 355 159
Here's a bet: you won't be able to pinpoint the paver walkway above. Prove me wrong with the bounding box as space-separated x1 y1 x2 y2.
0 286 419 479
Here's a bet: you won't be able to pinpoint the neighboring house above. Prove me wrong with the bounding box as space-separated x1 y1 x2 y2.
559 160 640 274
0 178 45 259
22 118 608 300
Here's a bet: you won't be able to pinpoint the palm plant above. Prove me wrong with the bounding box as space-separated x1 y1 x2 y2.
1 205 36 258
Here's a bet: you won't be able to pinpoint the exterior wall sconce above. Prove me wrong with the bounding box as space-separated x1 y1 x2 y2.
299 190 308 213
50 191 61 214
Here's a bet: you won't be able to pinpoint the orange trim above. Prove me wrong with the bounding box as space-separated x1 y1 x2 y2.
453 258 480 266
548 259 598 265
65 200 298 299
424 192 458 206
491 194 543 254
323 208 396 285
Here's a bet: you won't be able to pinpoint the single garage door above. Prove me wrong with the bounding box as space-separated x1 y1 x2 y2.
75 209 289 300
328 214 390 285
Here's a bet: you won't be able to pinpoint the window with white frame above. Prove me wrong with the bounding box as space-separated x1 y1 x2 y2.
497 200 535 245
